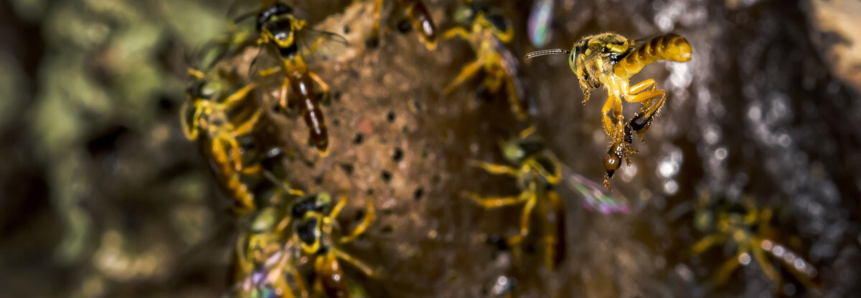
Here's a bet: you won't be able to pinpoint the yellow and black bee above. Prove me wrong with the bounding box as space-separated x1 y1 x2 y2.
243 1 346 156
230 203 308 298
527 33 692 190
443 1 526 120
464 126 565 270
291 192 376 298
182 68 264 211
686 194 819 293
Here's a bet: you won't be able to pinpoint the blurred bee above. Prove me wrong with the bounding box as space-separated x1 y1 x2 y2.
364 0 438 50
686 194 818 293
464 126 565 270
182 68 263 211
526 33 692 190
291 192 377 298
443 1 527 120
230 204 309 298
240 1 346 156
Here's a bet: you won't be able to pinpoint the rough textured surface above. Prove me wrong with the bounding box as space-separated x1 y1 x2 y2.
1 0 861 297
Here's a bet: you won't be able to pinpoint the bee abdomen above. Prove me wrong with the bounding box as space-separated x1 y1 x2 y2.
615 34 692 79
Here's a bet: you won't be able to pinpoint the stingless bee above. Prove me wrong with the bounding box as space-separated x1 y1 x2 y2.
241 1 346 157
464 126 565 270
526 33 692 190
231 204 309 298
443 1 527 120
686 194 818 292
365 0 438 50
182 68 263 211
291 192 377 298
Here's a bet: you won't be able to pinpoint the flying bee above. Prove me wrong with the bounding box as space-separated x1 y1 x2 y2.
686 194 819 293
463 126 565 270
526 33 692 190
364 0 438 50
443 1 527 120
239 1 347 157
182 68 264 211
291 192 377 298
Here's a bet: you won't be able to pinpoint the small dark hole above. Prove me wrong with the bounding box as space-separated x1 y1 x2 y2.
386 111 396 123
366 38 380 49
432 174 440 184
413 187 424 201
353 133 364 145
392 147 404 162
412 100 422 111
487 234 509 251
397 19 412 33
332 119 340 126
313 176 323 185
380 225 394 234
355 209 366 221
340 163 354 175
333 91 342 102
381 171 392 184
343 25 351 34
366 189 375 195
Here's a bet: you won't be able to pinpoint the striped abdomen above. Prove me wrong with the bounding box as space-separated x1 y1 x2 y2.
614 34 692 79
289 69 329 153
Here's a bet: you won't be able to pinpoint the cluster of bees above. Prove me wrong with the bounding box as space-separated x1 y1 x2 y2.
179 0 817 296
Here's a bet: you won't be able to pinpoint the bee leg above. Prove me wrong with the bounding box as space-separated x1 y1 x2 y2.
506 191 536 247
233 110 262 136
543 191 565 271
333 248 377 277
503 68 527 120
279 78 291 110
179 101 200 140
468 160 519 177
519 125 538 139
600 94 617 137
444 58 484 95
751 239 781 286
627 90 665 142
685 233 724 258
221 83 256 109
712 250 746 286
328 193 349 221
340 200 376 244
442 27 471 41
258 66 281 78
308 71 330 103
579 82 592 104
462 191 530 208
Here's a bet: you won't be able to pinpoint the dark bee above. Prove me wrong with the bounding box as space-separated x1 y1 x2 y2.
443 1 526 120
464 126 565 270
686 194 819 292
249 2 345 156
291 192 377 298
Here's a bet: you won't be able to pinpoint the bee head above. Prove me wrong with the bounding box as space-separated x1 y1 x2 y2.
291 192 332 218
258 2 303 57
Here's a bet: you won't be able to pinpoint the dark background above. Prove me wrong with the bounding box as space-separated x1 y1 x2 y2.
0 0 859 297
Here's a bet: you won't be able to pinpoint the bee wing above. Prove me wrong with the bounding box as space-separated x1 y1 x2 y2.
295 28 350 64
248 45 287 87
560 164 643 214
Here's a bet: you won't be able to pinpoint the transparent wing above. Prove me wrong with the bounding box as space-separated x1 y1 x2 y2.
560 164 643 214
248 45 286 88
295 27 350 64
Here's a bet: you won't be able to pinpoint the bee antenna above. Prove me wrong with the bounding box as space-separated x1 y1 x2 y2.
525 49 571 59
